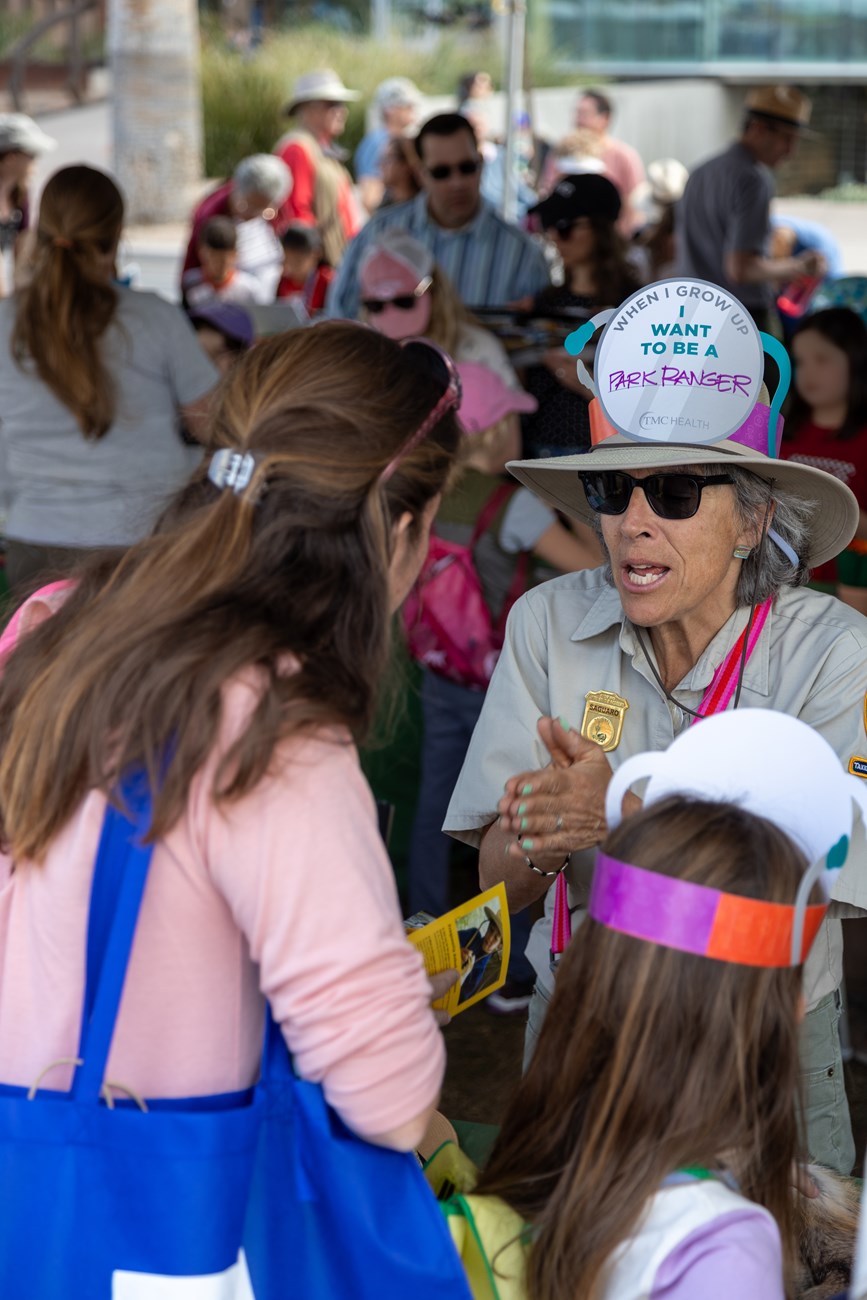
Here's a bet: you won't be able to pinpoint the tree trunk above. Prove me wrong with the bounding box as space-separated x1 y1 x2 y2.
108 0 203 223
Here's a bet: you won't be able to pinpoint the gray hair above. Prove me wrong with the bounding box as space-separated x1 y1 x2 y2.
233 154 293 205
593 465 814 606
727 467 813 604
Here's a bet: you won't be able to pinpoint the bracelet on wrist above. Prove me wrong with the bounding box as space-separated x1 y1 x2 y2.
519 835 570 877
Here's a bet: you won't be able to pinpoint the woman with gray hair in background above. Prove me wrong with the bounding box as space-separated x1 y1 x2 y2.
181 153 292 299
445 366 867 1180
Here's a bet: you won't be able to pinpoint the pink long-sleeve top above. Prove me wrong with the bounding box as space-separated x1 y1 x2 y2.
0 603 444 1139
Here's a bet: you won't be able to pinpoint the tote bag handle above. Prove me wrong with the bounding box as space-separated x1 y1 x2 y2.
72 770 155 1104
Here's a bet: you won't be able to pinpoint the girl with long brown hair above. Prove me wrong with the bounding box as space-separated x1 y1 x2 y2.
0 322 461 1152
0 163 218 591
474 794 823 1300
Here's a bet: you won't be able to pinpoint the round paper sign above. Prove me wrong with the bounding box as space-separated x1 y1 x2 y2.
594 278 764 444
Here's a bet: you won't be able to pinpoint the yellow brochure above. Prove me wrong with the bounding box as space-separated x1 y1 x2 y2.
405 883 511 1016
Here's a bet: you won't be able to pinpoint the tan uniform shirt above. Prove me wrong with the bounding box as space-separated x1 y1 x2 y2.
444 568 867 1008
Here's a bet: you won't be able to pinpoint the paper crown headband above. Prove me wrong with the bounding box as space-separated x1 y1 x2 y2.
593 710 867 967
563 277 791 459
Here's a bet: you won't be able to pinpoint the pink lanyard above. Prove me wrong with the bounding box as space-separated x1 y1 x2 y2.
550 599 773 962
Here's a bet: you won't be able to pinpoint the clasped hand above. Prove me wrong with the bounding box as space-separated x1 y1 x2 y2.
497 716 613 867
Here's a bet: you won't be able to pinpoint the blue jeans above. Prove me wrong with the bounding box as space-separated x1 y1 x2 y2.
407 669 535 981
408 671 485 917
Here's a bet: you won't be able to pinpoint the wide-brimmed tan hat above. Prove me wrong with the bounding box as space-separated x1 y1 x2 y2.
745 85 812 129
283 69 360 116
507 403 858 569
483 906 503 945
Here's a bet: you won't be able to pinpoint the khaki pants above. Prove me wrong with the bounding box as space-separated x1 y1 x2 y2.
523 982 855 1175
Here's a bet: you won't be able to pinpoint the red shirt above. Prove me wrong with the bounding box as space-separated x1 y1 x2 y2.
782 419 867 580
275 264 334 313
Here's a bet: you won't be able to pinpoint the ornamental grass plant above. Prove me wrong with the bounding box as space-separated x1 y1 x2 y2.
201 21 570 179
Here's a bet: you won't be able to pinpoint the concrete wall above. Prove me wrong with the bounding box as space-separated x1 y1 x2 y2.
550 80 739 172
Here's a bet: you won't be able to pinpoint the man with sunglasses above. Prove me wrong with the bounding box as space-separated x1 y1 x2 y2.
676 85 826 337
444 390 867 1178
327 113 549 321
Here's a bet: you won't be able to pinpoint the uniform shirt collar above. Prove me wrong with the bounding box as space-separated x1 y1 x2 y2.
571 580 773 699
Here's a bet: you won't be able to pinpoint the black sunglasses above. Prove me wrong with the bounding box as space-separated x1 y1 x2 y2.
546 216 592 238
579 470 734 521
427 160 480 181
363 295 422 313
361 275 432 314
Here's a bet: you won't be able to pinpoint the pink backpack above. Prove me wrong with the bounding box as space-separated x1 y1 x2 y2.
402 484 530 692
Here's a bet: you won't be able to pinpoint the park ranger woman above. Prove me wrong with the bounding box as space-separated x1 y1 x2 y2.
445 280 867 1175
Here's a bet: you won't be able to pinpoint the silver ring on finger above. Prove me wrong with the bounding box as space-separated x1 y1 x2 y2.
555 814 563 833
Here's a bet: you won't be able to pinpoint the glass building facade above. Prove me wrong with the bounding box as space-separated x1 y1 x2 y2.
545 0 867 69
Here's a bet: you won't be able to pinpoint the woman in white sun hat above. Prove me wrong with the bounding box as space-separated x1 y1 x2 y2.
0 113 56 297
444 277 867 1176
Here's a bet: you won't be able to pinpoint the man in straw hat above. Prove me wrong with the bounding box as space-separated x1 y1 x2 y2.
676 85 826 336
445 279 867 1174
458 907 504 1001
274 69 363 269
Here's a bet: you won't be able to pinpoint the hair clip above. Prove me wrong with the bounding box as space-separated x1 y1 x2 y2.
207 449 256 494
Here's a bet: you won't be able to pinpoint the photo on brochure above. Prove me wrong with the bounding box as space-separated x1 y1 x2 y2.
405 883 511 1016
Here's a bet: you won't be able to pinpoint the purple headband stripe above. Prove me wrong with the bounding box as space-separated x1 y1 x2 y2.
589 853 719 956
588 851 827 967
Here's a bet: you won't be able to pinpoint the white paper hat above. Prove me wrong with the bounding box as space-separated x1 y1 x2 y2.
606 710 867 902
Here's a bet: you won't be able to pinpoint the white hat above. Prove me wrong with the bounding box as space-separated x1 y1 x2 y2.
375 77 422 112
0 114 57 157
283 69 360 116
607 710 867 880
647 158 689 207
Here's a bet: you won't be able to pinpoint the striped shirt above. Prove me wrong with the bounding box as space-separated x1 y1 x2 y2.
326 193 550 319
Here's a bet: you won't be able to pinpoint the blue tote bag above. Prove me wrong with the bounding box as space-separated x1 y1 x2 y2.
0 772 471 1299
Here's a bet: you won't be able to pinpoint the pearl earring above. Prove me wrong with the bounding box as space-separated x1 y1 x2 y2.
733 545 752 560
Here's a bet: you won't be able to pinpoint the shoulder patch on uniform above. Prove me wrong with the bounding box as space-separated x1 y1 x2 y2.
849 757 867 778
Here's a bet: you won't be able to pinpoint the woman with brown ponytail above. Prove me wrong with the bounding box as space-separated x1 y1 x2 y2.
0 321 462 1151
0 164 218 591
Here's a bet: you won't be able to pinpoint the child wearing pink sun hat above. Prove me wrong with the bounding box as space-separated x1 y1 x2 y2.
359 230 523 390
359 233 434 340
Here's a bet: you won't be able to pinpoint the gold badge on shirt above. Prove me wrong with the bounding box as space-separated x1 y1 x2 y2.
581 690 629 752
